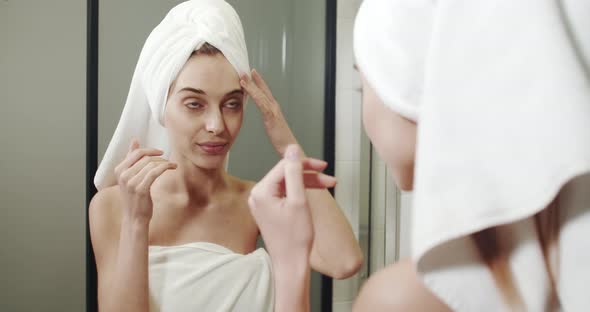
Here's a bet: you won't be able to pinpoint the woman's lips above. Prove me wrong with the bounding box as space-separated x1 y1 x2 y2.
197 142 228 154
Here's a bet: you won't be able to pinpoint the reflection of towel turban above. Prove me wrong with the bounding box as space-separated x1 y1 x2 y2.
95 0 250 190
355 0 590 310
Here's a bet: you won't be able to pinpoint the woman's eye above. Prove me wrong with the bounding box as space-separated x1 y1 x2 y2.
224 101 242 109
186 102 204 109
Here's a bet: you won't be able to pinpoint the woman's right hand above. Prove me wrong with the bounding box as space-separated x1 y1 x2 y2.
249 145 335 312
114 139 177 223
249 144 336 266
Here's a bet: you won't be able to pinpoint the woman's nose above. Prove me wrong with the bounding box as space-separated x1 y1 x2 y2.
205 109 225 134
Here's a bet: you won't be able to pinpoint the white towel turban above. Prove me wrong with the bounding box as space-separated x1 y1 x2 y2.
95 0 250 190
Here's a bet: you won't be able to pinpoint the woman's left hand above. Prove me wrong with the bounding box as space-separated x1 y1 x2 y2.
240 69 298 157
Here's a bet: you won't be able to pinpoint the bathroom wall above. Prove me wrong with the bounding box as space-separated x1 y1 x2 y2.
332 0 413 310
0 0 87 310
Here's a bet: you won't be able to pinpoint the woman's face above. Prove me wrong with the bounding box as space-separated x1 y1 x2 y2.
360 72 417 191
164 53 245 169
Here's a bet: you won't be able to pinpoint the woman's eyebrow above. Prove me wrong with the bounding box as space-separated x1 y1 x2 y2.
178 87 206 94
225 89 244 97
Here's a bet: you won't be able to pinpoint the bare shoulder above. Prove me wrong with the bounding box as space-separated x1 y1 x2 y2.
88 186 123 263
353 259 452 312
89 185 123 228
226 175 256 194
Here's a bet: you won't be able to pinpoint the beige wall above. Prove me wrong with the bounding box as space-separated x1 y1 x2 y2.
0 0 86 311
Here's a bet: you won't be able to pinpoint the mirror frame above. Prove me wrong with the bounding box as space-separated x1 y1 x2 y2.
84 0 337 311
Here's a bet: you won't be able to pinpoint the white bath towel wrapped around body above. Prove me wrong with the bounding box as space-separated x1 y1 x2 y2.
148 242 274 312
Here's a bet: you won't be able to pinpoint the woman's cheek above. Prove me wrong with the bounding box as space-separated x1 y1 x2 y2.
226 110 243 133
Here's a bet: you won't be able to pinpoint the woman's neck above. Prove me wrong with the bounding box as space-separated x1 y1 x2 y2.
155 153 230 206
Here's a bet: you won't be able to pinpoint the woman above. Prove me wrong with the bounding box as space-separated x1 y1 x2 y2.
89 1 362 311
252 0 590 311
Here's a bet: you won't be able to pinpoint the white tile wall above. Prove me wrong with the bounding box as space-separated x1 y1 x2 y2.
399 192 413 259
336 19 358 91
335 89 361 162
333 0 363 310
334 161 360 236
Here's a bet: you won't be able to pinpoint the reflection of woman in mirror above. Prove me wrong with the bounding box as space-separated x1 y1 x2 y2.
89 0 362 311
251 0 590 311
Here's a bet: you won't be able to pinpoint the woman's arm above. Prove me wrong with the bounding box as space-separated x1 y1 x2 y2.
352 259 452 312
89 189 151 312
241 71 363 279
249 145 332 312
90 141 176 312
306 189 363 278
273 255 311 312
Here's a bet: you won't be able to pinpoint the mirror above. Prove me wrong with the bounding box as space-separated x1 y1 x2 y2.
94 0 334 311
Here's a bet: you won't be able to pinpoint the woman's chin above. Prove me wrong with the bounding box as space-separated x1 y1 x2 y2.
191 155 227 170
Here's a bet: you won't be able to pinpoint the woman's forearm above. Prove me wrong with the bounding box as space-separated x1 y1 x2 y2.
307 188 363 279
261 106 362 279
103 217 150 312
273 259 311 312
264 114 299 157
271 129 363 278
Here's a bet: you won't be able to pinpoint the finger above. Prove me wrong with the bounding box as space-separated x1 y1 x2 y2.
284 145 306 201
302 172 337 189
255 152 327 196
138 162 177 191
251 69 276 101
239 74 256 94
129 138 140 153
278 172 336 193
123 156 169 181
257 159 287 195
240 75 269 105
116 148 164 173
302 158 328 171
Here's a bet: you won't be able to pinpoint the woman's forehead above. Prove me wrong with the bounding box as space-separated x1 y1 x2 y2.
174 54 241 95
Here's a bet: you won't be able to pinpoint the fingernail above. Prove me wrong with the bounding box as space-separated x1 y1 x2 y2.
286 145 300 160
